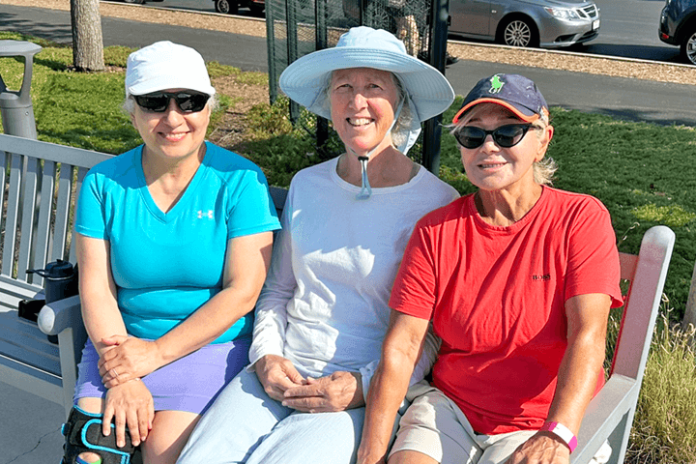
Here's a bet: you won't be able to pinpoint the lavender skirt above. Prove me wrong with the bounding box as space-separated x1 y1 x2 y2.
74 335 251 415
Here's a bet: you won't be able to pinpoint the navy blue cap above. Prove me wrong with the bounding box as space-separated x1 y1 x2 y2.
453 74 549 124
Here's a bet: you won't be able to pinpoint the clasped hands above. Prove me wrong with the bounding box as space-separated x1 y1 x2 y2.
98 335 161 388
255 354 364 413
91 335 158 448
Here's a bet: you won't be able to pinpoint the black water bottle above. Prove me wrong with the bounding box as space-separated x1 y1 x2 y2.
28 259 79 304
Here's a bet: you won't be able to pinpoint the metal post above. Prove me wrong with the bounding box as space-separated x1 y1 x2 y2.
0 41 42 140
421 0 449 174
285 0 300 123
684 262 696 329
265 0 278 104
359 0 366 26
315 0 329 149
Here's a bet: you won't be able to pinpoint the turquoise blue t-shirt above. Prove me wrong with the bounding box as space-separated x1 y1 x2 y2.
74 142 281 343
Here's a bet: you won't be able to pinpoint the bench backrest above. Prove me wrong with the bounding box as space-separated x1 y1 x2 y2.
612 227 674 382
573 225 675 464
0 134 112 308
269 186 288 218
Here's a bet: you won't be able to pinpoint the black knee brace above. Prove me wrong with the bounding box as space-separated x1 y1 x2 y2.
61 406 142 464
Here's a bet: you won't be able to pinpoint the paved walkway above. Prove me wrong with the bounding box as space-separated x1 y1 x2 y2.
1 381 65 464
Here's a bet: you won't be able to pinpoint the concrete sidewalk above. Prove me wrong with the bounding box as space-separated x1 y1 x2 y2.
1 381 65 464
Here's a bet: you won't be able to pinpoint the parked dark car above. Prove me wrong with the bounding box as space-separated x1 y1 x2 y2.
659 0 696 65
448 0 600 48
214 0 264 14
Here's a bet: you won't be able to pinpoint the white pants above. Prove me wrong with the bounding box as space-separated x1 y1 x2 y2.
177 368 365 464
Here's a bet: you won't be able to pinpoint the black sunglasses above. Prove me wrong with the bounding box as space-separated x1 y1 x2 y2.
454 124 535 149
133 91 210 113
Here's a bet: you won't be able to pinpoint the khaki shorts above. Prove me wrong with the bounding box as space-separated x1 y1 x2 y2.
389 382 612 464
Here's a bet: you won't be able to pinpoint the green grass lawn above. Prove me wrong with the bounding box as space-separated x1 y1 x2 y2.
2 32 696 463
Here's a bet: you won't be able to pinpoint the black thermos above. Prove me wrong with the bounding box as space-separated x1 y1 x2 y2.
28 259 79 303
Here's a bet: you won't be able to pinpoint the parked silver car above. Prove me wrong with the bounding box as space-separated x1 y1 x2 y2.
448 0 601 48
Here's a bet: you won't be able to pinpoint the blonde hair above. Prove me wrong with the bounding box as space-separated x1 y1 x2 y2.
531 113 556 186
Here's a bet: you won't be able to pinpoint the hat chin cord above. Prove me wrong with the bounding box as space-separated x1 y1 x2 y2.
349 98 405 200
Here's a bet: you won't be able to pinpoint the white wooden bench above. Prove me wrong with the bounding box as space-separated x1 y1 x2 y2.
572 225 675 464
0 133 111 411
0 133 676 463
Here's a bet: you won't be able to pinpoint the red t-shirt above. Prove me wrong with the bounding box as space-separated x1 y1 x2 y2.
390 187 623 435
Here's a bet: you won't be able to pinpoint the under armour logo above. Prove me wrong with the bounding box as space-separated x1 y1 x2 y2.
197 210 214 219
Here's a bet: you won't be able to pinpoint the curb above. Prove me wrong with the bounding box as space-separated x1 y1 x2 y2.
447 38 692 69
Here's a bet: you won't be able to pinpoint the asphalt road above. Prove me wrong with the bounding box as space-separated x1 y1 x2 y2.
0 3 695 126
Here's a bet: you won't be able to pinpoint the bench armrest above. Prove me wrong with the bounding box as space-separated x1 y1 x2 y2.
37 295 82 336
571 374 640 464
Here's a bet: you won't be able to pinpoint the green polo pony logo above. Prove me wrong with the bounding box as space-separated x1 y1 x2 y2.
489 75 504 94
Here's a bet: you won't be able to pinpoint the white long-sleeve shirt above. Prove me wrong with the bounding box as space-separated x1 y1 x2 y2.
249 157 459 400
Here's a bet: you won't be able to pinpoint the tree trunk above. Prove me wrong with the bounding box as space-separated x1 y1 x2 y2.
70 0 105 72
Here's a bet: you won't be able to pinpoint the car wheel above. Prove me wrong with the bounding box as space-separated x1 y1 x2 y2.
680 26 696 65
123 0 145 4
215 0 238 14
500 18 537 48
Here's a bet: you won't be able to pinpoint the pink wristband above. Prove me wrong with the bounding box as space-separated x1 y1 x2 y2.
540 421 578 453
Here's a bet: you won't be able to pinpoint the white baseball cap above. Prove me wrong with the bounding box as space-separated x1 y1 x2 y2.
125 41 216 97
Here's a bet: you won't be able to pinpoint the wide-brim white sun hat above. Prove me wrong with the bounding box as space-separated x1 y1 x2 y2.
125 41 216 98
279 27 455 123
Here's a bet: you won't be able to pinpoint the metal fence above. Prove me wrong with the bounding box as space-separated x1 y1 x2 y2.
265 0 452 173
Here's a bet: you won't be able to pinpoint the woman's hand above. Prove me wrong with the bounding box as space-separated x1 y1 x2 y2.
102 379 154 449
356 452 387 464
99 335 162 388
282 371 364 412
255 354 306 402
504 433 570 464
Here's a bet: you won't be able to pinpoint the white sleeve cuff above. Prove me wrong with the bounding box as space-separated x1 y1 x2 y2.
359 360 379 402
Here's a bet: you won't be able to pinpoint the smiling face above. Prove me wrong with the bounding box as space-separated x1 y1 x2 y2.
329 68 400 156
131 88 211 163
458 103 553 195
